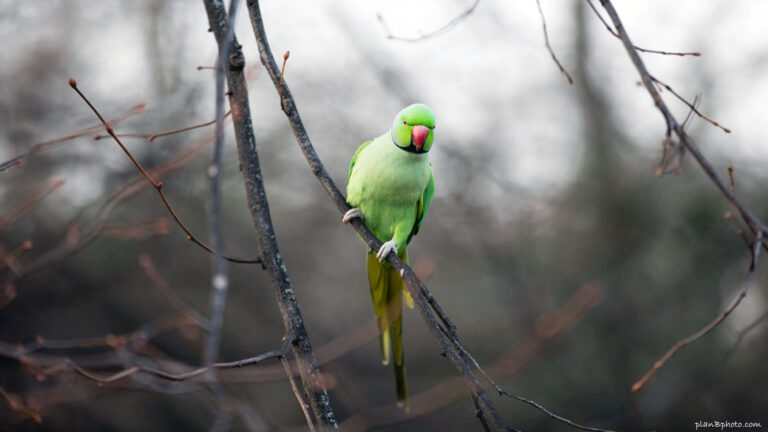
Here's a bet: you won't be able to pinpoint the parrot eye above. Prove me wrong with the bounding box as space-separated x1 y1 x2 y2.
402 120 407 125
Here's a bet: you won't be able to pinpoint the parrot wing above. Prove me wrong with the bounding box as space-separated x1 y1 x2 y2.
408 164 435 243
348 140 373 183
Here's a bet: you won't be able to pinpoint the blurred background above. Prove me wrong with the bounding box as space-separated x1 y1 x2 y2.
1 0 767 430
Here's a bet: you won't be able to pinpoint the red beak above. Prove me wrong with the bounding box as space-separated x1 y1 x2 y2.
411 125 429 149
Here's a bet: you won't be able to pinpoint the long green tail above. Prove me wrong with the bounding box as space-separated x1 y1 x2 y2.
367 251 413 410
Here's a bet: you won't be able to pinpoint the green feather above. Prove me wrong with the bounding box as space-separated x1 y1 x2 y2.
347 104 435 410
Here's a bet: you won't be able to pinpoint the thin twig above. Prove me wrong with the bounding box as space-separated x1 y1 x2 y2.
723 309 768 361
67 348 285 384
535 0 573 84
728 165 735 195
150 111 232 141
282 355 317 432
632 231 762 391
139 253 211 331
0 241 32 275
377 0 480 43
279 50 289 110
2 122 227 292
0 104 146 174
649 74 731 133
0 177 65 231
91 111 232 142
585 0 700 57
0 385 42 424
67 78 261 265
99 219 171 239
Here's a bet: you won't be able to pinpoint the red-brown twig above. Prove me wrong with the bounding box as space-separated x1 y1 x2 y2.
93 133 151 140
585 0 700 57
67 78 261 265
535 0 573 85
632 231 762 391
377 0 480 43
0 177 65 231
15 315 195 357
724 309 768 361
279 51 290 110
282 355 317 432
1 110 257 302
649 74 731 133
0 241 32 275
99 219 172 240
65 347 284 384
150 110 232 141
138 253 211 331
0 385 42 424
91 110 232 142
0 104 146 174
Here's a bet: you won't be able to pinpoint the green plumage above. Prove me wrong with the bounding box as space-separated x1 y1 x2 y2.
346 104 436 410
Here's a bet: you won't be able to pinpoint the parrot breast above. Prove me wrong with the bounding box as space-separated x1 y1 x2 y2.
347 133 431 244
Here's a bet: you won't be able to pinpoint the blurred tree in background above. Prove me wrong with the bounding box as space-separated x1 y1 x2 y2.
1 0 767 431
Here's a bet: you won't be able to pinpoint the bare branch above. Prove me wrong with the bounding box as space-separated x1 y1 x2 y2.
0 177 65 231
99 219 171 240
92 111 232 142
204 0 339 429
139 253 211 331
2 123 237 296
585 0 701 57
0 104 146 174
724 309 768 361
535 0 574 84
632 231 762 391
66 79 262 266
282 356 317 432
67 347 285 384
377 0 480 43
649 74 731 133
0 384 42 424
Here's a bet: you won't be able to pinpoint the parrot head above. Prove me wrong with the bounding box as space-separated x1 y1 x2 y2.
391 103 435 154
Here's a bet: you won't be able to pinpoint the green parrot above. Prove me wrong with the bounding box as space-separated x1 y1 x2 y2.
343 103 436 409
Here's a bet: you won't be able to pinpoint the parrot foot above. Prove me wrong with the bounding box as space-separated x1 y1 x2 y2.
377 239 397 262
343 208 363 224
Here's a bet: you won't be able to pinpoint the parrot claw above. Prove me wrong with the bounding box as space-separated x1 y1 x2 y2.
343 208 363 224
377 239 397 262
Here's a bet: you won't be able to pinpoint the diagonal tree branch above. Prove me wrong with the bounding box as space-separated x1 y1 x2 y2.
202 0 338 429
595 0 766 237
595 0 767 390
